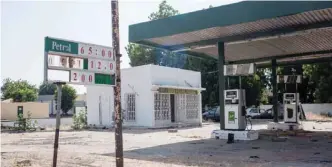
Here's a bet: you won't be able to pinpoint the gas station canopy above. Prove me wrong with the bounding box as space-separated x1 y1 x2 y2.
129 1 332 66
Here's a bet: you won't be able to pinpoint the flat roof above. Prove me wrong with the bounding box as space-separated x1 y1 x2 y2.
129 1 332 65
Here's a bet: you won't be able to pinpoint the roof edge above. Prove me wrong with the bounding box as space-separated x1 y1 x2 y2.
129 1 332 43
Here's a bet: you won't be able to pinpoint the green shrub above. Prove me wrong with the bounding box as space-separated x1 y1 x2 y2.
72 109 87 130
15 111 37 131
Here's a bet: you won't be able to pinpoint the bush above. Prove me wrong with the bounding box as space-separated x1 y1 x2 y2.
72 109 87 130
15 111 37 131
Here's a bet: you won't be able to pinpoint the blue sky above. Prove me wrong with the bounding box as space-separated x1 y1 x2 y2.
1 0 240 94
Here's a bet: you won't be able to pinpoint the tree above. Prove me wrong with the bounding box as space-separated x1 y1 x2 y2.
1 78 38 102
184 56 219 107
303 63 332 103
54 85 77 115
126 0 182 67
125 44 155 67
38 82 56 95
203 5 214 10
148 0 179 21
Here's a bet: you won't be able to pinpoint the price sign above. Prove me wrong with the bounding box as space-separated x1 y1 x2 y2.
277 75 302 84
78 43 114 60
48 55 84 69
87 59 115 74
70 71 95 84
45 37 115 86
224 63 255 76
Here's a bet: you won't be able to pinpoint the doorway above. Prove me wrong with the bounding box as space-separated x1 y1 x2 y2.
170 94 175 122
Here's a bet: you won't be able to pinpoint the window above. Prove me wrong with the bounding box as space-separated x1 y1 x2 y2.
250 108 259 113
215 107 220 114
125 93 136 121
154 93 170 120
186 94 199 119
208 107 218 115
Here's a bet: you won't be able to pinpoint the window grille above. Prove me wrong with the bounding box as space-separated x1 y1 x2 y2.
186 94 199 119
125 93 136 121
154 93 170 120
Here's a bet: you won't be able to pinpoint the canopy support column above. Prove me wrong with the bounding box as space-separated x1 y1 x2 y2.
272 59 279 123
218 42 225 130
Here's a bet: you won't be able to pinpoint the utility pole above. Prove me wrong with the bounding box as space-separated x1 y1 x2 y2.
111 0 123 167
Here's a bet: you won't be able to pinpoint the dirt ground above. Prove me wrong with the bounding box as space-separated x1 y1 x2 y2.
2 122 332 167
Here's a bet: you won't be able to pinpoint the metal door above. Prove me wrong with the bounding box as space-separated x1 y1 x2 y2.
175 94 186 122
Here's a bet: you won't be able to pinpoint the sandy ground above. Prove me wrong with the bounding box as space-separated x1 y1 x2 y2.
1 122 332 167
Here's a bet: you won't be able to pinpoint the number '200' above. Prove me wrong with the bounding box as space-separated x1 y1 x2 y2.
72 73 93 83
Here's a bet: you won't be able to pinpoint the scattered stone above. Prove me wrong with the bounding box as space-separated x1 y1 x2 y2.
319 160 332 163
187 135 201 139
249 156 259 159
189 141 204 145
252 147 260 149
168 129 178 133
15 160 31 166
272 137 287 142
314 152 320 155
310 139 318 142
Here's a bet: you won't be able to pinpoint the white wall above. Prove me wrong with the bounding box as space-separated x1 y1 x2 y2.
150 65 201 88
121 65 154 127
301 103 332 114
86 85 114 126
149 65 203 126
260 103 332 114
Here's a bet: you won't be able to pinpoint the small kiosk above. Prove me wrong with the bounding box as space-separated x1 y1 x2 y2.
86 64 205 128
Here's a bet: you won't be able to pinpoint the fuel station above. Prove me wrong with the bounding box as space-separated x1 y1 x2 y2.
128 1 332 140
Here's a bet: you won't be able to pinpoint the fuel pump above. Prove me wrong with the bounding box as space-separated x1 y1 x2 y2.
211 64 259 141
283 93 300 123
224 89 246 130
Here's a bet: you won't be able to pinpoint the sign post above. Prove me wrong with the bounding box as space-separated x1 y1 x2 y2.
44 36 115 167
52 82 64 167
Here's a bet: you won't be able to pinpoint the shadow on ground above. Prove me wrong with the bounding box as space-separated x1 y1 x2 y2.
99 134 332 167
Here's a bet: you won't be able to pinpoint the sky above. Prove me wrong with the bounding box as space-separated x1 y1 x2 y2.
1 0 241 94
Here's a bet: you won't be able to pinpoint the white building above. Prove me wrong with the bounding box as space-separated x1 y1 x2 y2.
86 64 205 128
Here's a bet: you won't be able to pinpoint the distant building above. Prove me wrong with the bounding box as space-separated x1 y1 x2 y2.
36 94 86 115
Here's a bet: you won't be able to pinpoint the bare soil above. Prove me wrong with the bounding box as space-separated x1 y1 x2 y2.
2 123 332 167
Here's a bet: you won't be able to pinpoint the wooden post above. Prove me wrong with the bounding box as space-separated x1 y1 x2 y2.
52 82 65 167
111 0 124 166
